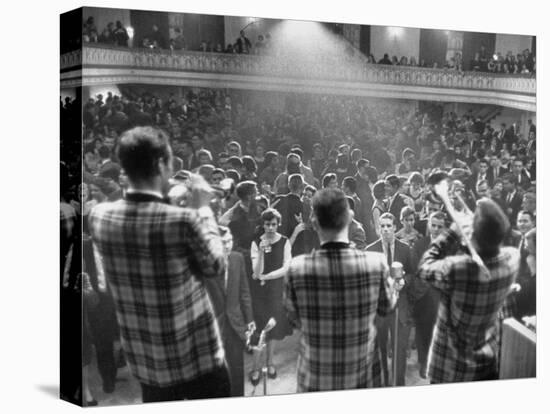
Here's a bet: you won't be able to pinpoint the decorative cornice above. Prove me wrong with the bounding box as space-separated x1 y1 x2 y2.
60 45 536 111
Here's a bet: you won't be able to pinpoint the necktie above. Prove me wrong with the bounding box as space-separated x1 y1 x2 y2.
519 237 525 254
387 242 393 268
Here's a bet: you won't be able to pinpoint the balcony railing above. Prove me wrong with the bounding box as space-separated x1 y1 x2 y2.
61 45 536 110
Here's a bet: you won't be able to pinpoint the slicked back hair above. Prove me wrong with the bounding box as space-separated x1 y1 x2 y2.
312 189 350 232
472 198 510 258
117 126 171 182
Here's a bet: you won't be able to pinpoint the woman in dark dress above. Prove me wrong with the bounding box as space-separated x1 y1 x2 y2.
249 208 292 384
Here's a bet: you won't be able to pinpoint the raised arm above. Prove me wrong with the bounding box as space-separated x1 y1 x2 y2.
417 229 461 292
185 207 226 279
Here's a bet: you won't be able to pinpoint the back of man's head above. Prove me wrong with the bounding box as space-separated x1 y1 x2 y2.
117 126 171 183
288 173 304 194
472 198 510 258
235 180 257 201
312 189 350 232
98 145 111 160
385 174 400 190
342 176 357 193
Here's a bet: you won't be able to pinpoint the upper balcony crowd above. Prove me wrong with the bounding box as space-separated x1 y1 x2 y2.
81 16 536 76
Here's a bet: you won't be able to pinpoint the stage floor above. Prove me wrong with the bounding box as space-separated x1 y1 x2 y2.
86 329 429 406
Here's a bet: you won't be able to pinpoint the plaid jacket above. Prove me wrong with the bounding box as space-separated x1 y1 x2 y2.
417 230 520 383
284 242 395 392
89 194 227 387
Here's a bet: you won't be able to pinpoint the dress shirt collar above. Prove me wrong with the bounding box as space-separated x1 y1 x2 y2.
320 241 350 249
125 188 165 202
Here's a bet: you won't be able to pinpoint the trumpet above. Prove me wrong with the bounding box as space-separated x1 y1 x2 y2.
427 171 488 274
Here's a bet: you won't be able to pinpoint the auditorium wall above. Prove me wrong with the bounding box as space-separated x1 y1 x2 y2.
370 26 420 62
172 13 225 51
419 29 448 67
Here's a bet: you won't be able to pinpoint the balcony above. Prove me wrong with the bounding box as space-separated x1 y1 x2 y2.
60 45 536 112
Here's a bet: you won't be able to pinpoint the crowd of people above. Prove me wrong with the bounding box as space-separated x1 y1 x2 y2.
374 46 535 75
81 16 535 76
61 85 536 405
469 46 535 74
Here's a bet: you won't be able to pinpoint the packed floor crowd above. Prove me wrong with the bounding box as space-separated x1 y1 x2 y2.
61 87 536 404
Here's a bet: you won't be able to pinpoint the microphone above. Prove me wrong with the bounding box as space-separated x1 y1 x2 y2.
262 318 277 334
258 318 277 347
390 262 405 293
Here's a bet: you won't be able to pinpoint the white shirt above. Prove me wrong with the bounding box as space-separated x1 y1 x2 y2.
126 188 164 199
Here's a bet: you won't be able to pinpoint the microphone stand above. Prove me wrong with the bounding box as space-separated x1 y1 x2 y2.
247 318 276 395
391 263 404 387
392 288 400 387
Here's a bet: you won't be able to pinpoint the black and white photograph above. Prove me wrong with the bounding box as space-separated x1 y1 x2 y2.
57 3 541 408
4 1 546 413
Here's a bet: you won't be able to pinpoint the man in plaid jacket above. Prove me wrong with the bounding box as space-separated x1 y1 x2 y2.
417 197 520 383
284 189 398 392
90 127 230 402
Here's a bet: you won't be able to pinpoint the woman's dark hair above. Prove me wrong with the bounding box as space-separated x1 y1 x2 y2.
228 156 243 169
322 173 337 188
400 206 415 222
304 184 317 195
286 153 301 175
408 171 424 186
372 180 386 200
261 207 282 224
225 169 241 183
242 155 257 173
264 151 279 166
117 127 171 182
290 147 304 160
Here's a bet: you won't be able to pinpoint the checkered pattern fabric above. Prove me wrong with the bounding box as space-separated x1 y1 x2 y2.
284 244 395 392
89 199 227 387
417 230 520 383
60 202 77 241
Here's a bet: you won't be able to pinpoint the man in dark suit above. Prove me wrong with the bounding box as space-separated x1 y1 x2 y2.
415 195 443 237
511 158 532 191
90 127 230 402
468 158 493 191
385 175 411 231
204 226 255 397
489 154 507 181
342 176 365 229
502 173 523 226
366 212 413 386
354 159 375 233
177 139 198 171
410 211 447 379
272 174 304 246
513 210 536 319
